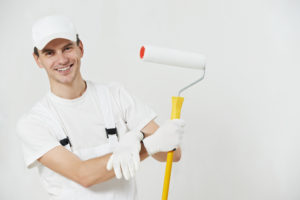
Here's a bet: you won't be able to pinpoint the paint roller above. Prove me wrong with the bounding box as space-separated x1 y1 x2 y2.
139 45 206 200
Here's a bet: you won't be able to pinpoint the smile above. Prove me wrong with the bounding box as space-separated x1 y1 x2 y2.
55 64 73 72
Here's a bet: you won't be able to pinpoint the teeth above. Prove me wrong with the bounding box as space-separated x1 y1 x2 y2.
57 66 71 71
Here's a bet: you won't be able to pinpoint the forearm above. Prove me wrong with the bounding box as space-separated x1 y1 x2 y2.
140 143 150 161
78 153 114 187
151 147 181 162
80 144 149 187
38 145 149 188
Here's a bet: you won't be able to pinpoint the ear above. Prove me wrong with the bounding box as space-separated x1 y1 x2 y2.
33 52 44 69
78 41 84 58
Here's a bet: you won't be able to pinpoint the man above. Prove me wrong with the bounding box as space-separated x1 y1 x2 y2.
17 15 185 200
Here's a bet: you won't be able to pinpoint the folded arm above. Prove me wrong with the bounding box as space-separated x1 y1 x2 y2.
38 144 149 188
38 119 182 188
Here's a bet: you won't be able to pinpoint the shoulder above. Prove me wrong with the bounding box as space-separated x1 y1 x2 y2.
17 96 52 136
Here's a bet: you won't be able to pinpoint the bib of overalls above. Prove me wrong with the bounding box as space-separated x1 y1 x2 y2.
35 83 137 200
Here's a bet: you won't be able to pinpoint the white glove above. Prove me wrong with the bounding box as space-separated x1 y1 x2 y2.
106 130 143 180
143 119 185 155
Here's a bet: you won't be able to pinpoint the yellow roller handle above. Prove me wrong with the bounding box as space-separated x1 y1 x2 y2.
162 96 184 200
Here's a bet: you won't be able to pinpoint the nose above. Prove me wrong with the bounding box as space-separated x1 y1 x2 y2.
57 52 69 65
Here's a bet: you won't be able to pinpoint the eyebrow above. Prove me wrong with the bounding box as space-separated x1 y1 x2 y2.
41 48 53 54
63 42 74 48
41 42 74 54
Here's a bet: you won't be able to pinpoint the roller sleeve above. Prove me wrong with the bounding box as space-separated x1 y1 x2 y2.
140 45 206 70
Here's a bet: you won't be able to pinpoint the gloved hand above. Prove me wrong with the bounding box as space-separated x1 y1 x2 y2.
143 119 185 155
106 130 144 180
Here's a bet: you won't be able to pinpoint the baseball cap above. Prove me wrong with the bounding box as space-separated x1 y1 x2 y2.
32 15 77 50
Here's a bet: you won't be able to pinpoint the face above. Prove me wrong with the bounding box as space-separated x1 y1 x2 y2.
33 38 84 86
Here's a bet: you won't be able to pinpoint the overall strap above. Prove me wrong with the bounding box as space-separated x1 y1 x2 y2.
92 84 119 146
45 97 73 151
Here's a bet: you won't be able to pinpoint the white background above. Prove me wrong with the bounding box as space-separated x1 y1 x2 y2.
0 0 299 199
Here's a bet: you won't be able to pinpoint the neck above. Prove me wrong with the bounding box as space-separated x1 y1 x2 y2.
50 76 87 99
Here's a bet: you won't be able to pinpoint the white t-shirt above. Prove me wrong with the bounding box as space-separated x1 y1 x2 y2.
17 80 157 199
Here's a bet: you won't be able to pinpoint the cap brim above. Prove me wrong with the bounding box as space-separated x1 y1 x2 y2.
35 32 76 50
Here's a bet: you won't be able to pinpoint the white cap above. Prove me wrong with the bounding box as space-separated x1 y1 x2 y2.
32 15 77 50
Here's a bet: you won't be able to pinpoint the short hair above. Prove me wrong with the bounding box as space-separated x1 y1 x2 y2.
33 34 81 57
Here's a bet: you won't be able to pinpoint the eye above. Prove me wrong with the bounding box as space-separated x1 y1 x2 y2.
64 46 73 51
45 51 53 56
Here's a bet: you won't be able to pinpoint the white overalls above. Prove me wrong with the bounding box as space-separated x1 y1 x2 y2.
36 83 138 200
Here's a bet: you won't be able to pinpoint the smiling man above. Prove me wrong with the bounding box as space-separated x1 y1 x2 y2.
17 15 185 200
